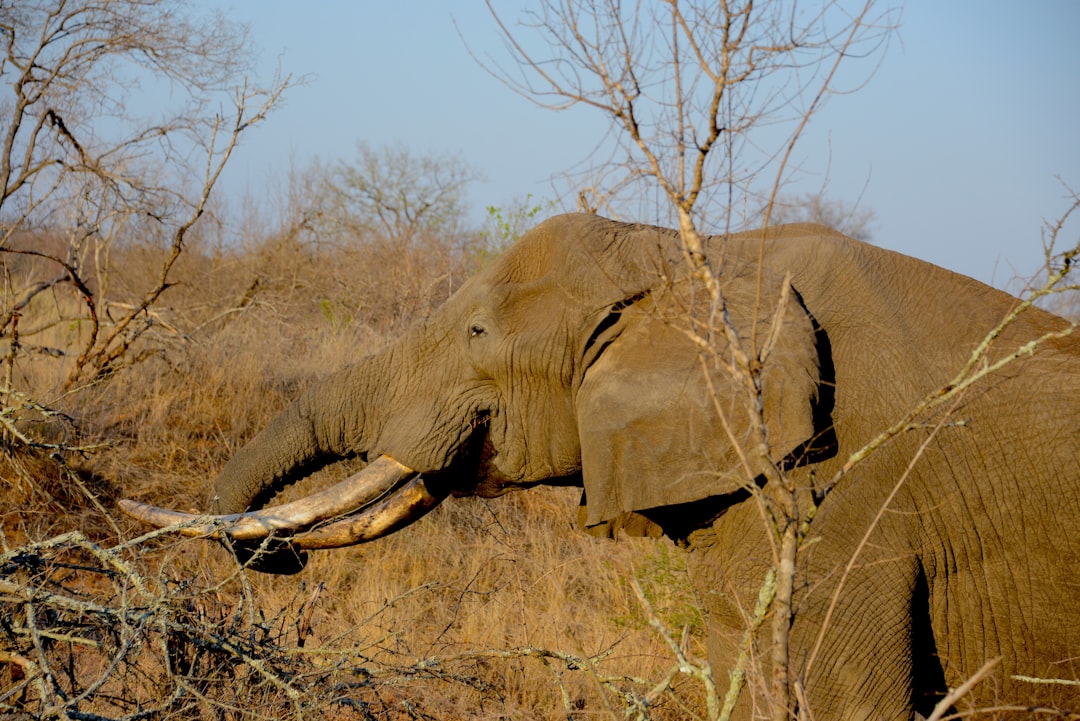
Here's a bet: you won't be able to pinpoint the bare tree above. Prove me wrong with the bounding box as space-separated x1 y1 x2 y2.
482 2 896 718
0 0 292 454
483 1 892 232
767 191 876 241
324 141 481 245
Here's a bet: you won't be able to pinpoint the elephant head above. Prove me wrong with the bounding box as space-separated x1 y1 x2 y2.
123 213 822 564
123 213 1080 718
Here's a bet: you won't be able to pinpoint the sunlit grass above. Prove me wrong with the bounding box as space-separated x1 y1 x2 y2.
1 229 706 719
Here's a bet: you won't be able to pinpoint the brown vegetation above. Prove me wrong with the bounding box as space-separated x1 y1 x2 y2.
1 220 708 720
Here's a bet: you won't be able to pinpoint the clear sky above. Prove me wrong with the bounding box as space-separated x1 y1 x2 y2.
206 1 1079 289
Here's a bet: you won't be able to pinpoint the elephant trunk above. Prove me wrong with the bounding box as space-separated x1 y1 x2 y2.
119 349 453 571
210 355 392 516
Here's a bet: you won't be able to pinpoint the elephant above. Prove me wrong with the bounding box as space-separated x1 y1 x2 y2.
122 213 1080 720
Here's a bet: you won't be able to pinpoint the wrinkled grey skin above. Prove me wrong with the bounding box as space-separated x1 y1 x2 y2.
212 214 1080 719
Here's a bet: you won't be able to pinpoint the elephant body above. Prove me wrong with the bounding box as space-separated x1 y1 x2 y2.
182 215 1079 718
567 219 1080 716
674 225 1080 716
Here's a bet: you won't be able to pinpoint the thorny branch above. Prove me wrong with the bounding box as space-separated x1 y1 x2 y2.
795 188 1080 707
65 79 290 390
818 192 1080 501
0 0 294 460
483 3 1080 719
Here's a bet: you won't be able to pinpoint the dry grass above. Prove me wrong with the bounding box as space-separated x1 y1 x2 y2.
0 225 708 719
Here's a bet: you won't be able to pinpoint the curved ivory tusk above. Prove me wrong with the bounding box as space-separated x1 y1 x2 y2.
291 475 447 549
118 455 416 540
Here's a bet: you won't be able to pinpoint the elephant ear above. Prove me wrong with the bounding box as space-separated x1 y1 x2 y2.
576 269 821 535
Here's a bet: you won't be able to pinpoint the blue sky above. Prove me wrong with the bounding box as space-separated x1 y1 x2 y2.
207 1 1079 289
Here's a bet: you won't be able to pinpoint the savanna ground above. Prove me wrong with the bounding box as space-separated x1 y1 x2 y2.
0 214 710 720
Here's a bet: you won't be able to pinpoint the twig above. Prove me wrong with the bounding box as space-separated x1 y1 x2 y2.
926 658 1000 721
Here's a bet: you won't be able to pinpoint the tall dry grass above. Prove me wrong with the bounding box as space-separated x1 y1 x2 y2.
1 221 707 719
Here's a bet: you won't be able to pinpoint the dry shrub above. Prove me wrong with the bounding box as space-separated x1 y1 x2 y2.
1 530 427 720
1 225 707 719
0 521 703 720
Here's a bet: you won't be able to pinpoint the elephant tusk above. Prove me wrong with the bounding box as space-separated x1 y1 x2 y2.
291 475 447 549
118 455 417 540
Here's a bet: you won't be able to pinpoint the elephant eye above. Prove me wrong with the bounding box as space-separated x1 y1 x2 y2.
469 323 487 338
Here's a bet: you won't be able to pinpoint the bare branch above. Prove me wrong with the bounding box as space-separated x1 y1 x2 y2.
0 0 294 453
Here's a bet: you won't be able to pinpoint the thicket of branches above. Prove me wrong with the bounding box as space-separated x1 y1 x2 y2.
2 524 726 720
